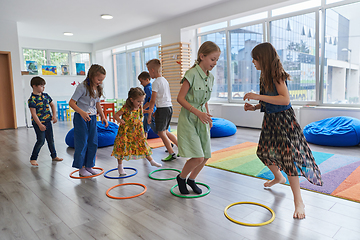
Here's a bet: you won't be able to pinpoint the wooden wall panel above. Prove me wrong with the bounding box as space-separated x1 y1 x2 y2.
159 42 191 118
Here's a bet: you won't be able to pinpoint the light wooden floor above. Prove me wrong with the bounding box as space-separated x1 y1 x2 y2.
1 121 360 240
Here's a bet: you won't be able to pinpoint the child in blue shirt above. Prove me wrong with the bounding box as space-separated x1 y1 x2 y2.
138 71 157 138
28 76 63 166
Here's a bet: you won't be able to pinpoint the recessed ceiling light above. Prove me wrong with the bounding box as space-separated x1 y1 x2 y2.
101 14 113 20
64 32 73 36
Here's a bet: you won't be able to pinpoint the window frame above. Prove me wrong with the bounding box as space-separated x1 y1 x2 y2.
268 8 321 106
225 19 267 103
111 40 160 99
194 0 360 107
22 48 91 76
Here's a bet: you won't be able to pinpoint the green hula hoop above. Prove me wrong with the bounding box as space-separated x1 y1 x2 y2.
224 201 275 226
148 168 181 181
170 182 211 198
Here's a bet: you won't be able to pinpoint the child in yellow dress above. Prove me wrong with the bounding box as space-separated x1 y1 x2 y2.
112 87 162 175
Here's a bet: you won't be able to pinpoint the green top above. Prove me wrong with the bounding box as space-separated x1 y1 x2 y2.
177 64 214 159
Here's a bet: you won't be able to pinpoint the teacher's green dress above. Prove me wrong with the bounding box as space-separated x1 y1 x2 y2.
177 64 214 159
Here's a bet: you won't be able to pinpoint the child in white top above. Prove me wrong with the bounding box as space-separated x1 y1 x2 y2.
146 59 178 161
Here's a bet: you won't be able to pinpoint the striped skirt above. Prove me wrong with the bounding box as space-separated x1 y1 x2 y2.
257 107 323 186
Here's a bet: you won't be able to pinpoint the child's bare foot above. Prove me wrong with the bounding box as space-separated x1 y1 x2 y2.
30 160 38 166
52 157 63 161
264 176 286 188
293 201 305 219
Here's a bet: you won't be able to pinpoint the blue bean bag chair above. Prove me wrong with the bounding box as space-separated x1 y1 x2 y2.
148 128 159 139
210 117 237 138
65 121 119 148
147 126 171 139
303 116 360 147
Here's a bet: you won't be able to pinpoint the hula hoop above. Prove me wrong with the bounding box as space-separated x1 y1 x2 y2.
104 167 138 179
224 202 275 226
69 167 104 179
148 168 181 181
106 183 147 199
170 182 211 198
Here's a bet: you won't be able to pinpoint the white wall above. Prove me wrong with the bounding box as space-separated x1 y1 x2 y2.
93 0 287 51
22 75 85 127
19 37 92 54
16 37 94 127
209 103 264 128
209 103 360 129
299 106 360 127
0 20 25 127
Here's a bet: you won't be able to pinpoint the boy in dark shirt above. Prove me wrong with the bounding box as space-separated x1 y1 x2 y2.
28 76 63 166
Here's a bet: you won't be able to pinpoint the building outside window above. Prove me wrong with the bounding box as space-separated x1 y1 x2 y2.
198 31 227 101
194 0 360 106
323 2 359 104
112 37 161 100
270 12 317 102
229 23 264 100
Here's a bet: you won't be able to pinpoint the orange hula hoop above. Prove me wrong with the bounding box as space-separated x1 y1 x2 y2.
106 183 147 199
69 167 104 179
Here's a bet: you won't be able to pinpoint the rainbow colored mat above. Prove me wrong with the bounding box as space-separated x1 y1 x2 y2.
207 142 360 203
147 131 177 149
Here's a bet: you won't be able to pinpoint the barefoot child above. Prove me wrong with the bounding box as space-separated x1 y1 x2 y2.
112 87 162 175
243 42 322 219
28 76 63 166
176 41 221 194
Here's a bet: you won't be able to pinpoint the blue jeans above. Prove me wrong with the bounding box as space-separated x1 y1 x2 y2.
143 114 157 134
30 121 57 160
72 113 98 169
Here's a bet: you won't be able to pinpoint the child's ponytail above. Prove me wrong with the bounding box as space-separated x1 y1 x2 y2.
84 64 106 98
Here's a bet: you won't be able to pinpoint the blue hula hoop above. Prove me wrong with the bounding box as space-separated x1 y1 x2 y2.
104 167 138 179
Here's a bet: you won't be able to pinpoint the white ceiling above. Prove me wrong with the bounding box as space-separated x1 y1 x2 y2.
0 0 228 43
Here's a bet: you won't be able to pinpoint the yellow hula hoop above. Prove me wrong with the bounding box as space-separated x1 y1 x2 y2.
224 201 275 226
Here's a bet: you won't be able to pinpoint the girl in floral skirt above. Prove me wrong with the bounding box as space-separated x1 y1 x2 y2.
112 87 162 175
243 42 322 219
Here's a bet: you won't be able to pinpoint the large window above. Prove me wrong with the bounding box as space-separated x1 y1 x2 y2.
113 53 127 100
229 24 264 100
71 52 91 76
127 50 142 90
323 2 360 104
50 51 69 75
112 37 161 99
270 12 317 102
198 32 227 101
194 0 360 106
